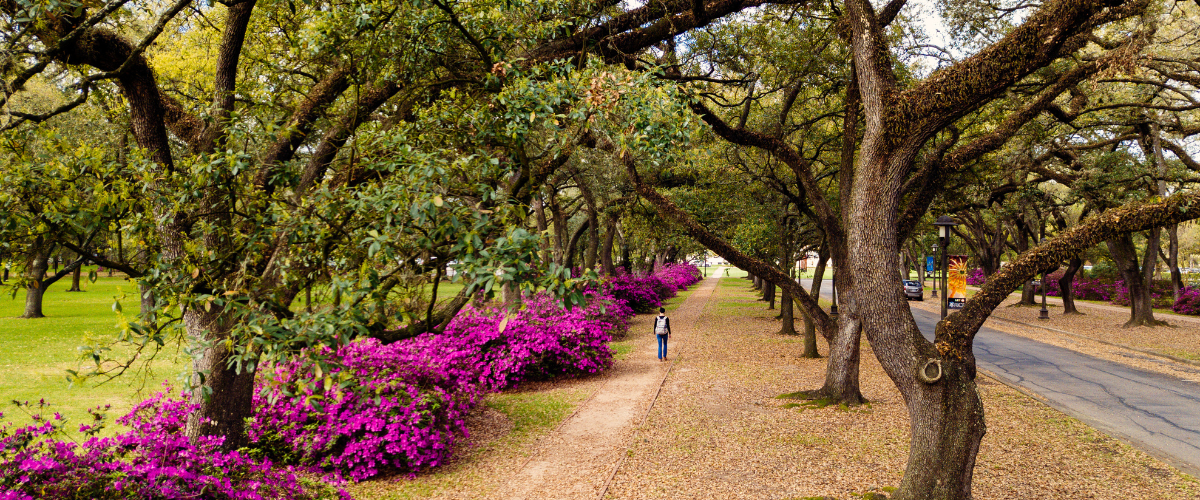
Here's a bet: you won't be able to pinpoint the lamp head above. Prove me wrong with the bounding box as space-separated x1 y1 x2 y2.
934 215 958 241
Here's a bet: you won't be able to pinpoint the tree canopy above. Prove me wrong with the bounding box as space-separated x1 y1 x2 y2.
2 0 1200 498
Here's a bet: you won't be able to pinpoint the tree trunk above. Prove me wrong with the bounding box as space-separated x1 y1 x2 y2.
1150 124 1183 304
779 285 797 335
1059 257 1083 315
573 166 600 272
895 365 987 499
140 280 157 320
797 302 820 358
185 309 256 451
22 248 86 319
809 244 829 298
564 219 589 272
916 252 926 284
584 216 599 272
764 279 776 309
533 195 550 266
1169 224 1182 303
67 260 84 292
22 242 52 319
601 216 617 275
23 282 46 319
1141 227 1163 321
1013 231 1037 305
501 282 522 307
664 244 679 264
788 312 864 404
1020 281 1036 305
846 160 983 500
1106 234 1166 327
619 228 631 272
549 186 567 266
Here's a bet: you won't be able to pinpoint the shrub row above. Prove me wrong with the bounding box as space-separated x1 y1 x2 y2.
249 290 632 480
603 263 702 314
248 264 700 479
966 268 1199 315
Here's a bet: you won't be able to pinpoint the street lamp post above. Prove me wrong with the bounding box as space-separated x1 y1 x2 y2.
830 275 839 319
1038 241 1050 319
934 216 959 320
930 243 938 298
1039 270 1050 319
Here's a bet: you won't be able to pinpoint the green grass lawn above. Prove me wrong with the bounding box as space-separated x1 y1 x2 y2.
0 267 190 438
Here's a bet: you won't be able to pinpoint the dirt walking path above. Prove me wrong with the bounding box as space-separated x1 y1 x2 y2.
493 274 719 500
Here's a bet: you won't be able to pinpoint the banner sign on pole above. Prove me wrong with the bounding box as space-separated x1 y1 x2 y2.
948 255 968 309
925 256 935 274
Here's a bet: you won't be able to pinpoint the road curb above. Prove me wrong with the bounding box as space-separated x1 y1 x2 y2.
984 315 1200 369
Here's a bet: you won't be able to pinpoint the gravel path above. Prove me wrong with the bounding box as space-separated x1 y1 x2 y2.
493 274 718 500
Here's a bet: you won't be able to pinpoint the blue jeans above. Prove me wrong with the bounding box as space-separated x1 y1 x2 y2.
657 334 668 359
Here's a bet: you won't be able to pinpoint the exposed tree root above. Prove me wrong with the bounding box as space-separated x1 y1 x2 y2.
1123 318 1172 328
776 387 867 407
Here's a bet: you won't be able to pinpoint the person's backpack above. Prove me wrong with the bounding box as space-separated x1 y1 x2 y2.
654 315 669 335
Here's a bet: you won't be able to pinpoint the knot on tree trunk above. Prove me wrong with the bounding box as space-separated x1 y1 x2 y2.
917 358 943 384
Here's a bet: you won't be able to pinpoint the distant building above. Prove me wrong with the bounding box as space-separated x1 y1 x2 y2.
798 252 821 271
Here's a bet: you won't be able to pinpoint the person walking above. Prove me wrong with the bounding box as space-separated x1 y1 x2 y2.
654 307 672 361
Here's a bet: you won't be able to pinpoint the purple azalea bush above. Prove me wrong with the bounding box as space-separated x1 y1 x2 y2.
248 339 477 481
655 263 703 291
1173 287 1200 315
0 396 348 500
604 273 666 313
250 289 639 480
1030 271 1188 313
603 263 702 313
965 268 986 286
1069 276 1115 301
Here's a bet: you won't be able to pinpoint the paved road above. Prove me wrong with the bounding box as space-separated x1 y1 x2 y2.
802 279 1200 476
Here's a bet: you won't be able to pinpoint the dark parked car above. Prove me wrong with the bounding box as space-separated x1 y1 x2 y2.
903 280 923 301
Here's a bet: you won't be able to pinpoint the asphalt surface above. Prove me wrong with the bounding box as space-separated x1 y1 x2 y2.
800 279 1200 476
